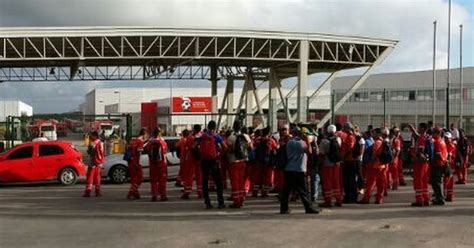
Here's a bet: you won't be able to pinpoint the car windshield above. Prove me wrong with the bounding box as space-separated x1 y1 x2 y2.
101 125 113 130
41 125 55 131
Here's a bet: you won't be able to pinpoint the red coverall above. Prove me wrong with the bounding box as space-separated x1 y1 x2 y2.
456 139 471 184
443 139 456 201
127 138 144 199
84 138 105 196
321 136 343 206
252 137 278 197
412 134 430 205
147 137 168 201
335 131 348 195
274 134 290 192
361 138 387 204
387 136 402 190
181 133 203 197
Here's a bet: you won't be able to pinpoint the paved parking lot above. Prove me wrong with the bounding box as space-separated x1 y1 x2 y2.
1 179 474 248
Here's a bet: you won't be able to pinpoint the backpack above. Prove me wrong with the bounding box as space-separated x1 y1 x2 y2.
200 133 218 160
255 138 271 164
147 139 164 162
327 136 343 163
363 139 374 163
191 136 202 160
234 134 249 160
379 140 394 164
424 136 435 162
352 135 363 158
123 145 132 162
458 137 471 157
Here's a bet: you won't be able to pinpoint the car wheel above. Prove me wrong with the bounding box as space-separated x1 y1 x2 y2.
59 168 78 186
110 165 128 184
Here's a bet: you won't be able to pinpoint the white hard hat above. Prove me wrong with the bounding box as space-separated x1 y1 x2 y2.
382 128 390 136
444 132 452 139
327 125 337 134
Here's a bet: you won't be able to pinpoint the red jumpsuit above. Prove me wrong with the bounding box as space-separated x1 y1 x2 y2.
175 138 186 186
274 134 290 192
84 139 105 197
181 133 203 197
361 138 387 204
412 134 430 205
444 140 456 201
335 131 348 195
321 136 343 206
252 136 278 197
387 136 402 190
146 137 168 201
455 138 471 184
127 138 144 199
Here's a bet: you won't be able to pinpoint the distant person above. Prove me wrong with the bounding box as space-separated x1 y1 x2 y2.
145 127 168 202
443 132 456 202
280 127 319 214
409 123 432 207
126 128 147 200
181 125 203 199
319 125 343 208
199 120 226 209
431 128 448 205
83 131 105 197
455 129 472 184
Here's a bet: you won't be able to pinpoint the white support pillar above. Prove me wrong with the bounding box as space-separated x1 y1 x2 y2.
226 77 234 128
297 40 309 123
245 73 254 127
269 68 280 132
211 66 218 121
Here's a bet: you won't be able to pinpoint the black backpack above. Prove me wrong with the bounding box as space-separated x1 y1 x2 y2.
255 138 271 164
191 136 202 160
148 139 164 162
234 134 250 160
379 140 394 164
352 135 363 158
275 144 288 170
327 136 342 163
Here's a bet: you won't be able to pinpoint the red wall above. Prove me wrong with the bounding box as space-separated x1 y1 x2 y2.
141 102 157 132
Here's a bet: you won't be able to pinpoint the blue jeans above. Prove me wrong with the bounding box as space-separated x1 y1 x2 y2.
310 173 320 202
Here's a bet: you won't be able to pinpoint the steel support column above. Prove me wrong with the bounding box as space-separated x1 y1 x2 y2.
245 73 254 127
210 66 218 121
297 40 309 123
226 77 235 128
269 68 280 132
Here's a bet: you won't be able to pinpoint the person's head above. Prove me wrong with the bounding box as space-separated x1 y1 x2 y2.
279 124 289 136
335 123 342 132
327 124 337 136
262 127 270 137
373 128 382 139
432 127 443 139
139 128 147 137
90 131 99 141
232 120 242 132
342 122 353 134
354 125 361 135
152 127 161 138
291 127 302 137
428 121 434 128
444 131 452 142
418 122 428 134
450 123 455 130
363 131 371 139
381 127 390 139
241 127 249 135
393 127 400 137
207 120 217 131
193 124 202 134
367 125 374 133
182 129 190 137
254 129 262 138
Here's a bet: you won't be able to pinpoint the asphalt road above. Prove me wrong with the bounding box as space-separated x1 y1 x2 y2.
1 178 473 248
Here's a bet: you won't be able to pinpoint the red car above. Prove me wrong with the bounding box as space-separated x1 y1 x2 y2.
0 141 86 185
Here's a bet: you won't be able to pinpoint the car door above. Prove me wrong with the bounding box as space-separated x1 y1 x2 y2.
0 146 35 183
36 144 65 180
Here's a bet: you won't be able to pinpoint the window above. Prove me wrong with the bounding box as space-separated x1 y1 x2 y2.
370 91 383 101
449 89 460 100
417 90 433 101
409 91 416 101
8 146 33 160
437 90 445 100
40 125 55 132
39 145 64 157
354 92 369 102
390 91 409 101
466 89 474 100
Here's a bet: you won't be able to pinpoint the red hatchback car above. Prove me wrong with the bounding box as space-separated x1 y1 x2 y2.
0 141 86 185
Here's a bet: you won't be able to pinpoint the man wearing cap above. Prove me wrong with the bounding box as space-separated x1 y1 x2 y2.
443 132 456 202
431 128 448 205
319 125 343 207
280 127 318 214
341 122 358 204
388 127 402 190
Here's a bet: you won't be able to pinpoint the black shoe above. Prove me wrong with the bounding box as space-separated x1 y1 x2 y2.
334 202 342 207
217 204 226 209
205 204 213 209
318 203 333 208
280 210 290 214
431 200 445 206
399 182 407 186
305 208 320 214
229 204 241 209
411 202 423 207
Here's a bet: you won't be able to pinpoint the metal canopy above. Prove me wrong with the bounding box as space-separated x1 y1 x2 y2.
0 27 397 81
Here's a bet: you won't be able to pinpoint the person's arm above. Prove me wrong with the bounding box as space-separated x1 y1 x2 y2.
393 139 401 158
408 124 420 139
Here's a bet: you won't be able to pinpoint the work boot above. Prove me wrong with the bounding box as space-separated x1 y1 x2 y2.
334 202 343 207
318 202 333 208
150 196 158 202
180 193 190 200
411 202 423 207
229 203 241 209
399 181 407 186
305 208 320 214
160 196 169 202
82 191 91 198
205 204 213 209
95 190 102 197
357 200 369 205
217 204 226 209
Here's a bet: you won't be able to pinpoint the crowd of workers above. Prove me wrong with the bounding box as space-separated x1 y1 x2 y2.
83 120 472 214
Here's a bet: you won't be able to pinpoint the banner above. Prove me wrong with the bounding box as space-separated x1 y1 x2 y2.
172 97 212 113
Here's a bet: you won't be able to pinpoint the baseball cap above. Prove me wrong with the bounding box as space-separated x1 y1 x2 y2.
327 125 337 134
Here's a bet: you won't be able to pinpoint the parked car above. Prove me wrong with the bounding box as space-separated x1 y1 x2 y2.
0 141 86 185
102 137 180 184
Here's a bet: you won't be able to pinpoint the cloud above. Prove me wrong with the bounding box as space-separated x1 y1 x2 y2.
0 0 472 112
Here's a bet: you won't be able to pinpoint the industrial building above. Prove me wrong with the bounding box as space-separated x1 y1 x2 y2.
0 100 33 122
334 67 474 134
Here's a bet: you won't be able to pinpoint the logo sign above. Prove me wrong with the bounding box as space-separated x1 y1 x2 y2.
172 97 212 113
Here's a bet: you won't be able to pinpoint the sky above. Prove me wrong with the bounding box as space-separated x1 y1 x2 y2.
0 0 473 113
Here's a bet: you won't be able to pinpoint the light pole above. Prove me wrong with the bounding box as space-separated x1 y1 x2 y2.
114 91 121 113
432 20 437 124
459 24 464 129
446 0 452 127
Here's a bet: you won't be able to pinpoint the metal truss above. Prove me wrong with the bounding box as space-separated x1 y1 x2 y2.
0 27 397 82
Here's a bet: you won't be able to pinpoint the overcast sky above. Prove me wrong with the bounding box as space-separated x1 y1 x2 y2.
0 0 473 113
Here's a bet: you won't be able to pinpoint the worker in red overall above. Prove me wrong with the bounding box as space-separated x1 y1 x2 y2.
146 127 168 202
443 132 456 202
127 128 146 200
181 124 203 199
83 131 105 197
409 123 431 207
